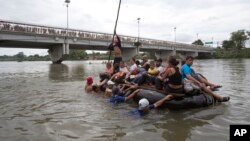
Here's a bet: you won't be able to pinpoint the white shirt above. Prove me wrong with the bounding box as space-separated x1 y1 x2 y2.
120 67 129 73
130 63 137 72
157 66 165 74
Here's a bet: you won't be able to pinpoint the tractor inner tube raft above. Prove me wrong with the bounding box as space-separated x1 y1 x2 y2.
134 89 215 110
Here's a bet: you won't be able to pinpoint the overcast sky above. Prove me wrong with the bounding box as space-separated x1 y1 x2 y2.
0 0 250 55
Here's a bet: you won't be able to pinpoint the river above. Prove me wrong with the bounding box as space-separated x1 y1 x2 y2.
0 59 250 141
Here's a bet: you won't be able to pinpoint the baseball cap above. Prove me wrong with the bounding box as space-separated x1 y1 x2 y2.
138 98 149 110
85 76 93 85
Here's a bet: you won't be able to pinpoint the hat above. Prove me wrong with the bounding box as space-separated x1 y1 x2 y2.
107 80 115 85
138 98 149 110
85 76 93 85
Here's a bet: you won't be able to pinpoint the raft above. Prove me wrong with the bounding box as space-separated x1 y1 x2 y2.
134 89 215 110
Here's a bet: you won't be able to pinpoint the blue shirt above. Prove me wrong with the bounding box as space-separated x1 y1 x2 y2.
128 110 145 117
128 105 155 117
181 64 193 80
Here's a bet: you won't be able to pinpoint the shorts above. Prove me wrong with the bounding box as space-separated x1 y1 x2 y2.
113 57 122 66
192 74 200 80
183 81 201 95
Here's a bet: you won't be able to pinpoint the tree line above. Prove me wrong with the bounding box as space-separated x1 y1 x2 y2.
0 49 107 62
192 30 250 58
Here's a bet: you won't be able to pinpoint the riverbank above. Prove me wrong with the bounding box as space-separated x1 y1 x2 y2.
214 48 250 58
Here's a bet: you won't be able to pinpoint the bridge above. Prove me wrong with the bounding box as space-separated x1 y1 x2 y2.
0 20 214 63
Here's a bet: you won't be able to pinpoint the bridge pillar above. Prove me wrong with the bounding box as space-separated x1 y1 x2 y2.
122 48 137 61
48 44 66 64
175 52 185 59
173 49 176 56
155 50 176 60
195 51 198 57
64 39 70 54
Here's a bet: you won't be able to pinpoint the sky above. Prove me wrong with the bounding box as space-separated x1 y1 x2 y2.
0 0 250 56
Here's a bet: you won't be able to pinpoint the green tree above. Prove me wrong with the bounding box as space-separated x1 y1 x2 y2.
247 30 250 36
68 49 87 60
222 40 234 50
230 30 248 50
192 39 204 46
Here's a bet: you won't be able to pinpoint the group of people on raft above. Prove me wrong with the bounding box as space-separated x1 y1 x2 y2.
84 34 230 115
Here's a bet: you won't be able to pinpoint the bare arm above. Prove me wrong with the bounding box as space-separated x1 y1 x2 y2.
153 95 173 108
125 89 141 101
98 79 108 87
124 85 138 93
110 73 116 80
157 68 173 81
186 74 201 86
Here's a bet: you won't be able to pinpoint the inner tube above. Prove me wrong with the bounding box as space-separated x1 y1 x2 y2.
134 89 215 110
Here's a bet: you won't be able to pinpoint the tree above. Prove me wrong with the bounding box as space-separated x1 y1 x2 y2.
247 30 250 37
230 30 248 50
192 39 204 46
222 40 234 50
68 49 87 60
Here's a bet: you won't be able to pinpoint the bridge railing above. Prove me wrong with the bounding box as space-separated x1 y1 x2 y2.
0 20 213 51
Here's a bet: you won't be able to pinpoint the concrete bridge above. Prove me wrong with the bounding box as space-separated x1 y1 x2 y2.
0 20 214 63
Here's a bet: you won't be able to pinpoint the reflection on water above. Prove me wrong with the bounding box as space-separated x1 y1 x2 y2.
48 63 85 81
49 64 69 81
156 107 226 141
225 59 247 84
0 59 250 141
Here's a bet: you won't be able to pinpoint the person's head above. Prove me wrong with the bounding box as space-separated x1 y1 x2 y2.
85 76 93 85
168 56 179 67
144 64 150 71
142 55 148 63
106 62 112 69
185 56 194 66
135 60 141 66
138 98 150 113
149 61 155 69
107 80 115 89
119 61 126 68
130 57 136 64
113 34 121 48
155 58 162 67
